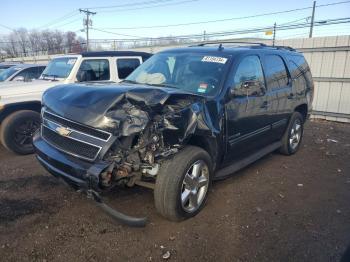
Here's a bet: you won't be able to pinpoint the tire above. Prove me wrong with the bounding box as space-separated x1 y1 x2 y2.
0 110 41 155
154 146 213 221
279 112 304 155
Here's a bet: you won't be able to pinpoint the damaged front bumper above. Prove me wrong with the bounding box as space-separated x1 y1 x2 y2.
33 132 148 227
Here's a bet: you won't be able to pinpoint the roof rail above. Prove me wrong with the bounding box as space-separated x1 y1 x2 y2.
272 45 296 52
190 41 297 52
192 41 267 47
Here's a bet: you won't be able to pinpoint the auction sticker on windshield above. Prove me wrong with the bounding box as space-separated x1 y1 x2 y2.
67 59 77 65
202 56 227 64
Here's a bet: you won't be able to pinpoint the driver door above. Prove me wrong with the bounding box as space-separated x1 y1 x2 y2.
224 55 272 162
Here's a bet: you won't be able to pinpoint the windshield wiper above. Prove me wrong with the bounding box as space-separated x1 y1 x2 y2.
41 73 59 81
122 79 139 84
144 83 179 89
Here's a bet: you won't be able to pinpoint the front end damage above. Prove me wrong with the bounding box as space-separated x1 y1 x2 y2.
34 83 222 226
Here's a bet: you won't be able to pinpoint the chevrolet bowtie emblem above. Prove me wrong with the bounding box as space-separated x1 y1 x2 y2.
56 126 72 137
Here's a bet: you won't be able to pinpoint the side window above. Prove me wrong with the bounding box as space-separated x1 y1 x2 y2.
289 55 312 90
264 55 289 90
117 58 140 79
77 59 110 82
234 55 264 89
14 67 39 81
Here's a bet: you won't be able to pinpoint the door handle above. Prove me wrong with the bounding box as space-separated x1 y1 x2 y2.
260 101 268 109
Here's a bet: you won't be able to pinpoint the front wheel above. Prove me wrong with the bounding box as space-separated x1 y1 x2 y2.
0 110 41 155
279 112 304 155
154 146 212 221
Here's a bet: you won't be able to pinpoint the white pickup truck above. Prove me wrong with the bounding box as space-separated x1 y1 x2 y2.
0 51 152 154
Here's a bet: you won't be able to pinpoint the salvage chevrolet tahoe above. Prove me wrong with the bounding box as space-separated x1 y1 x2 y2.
33 42 313 226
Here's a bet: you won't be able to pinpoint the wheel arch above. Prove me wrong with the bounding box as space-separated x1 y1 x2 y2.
294 103 308 122
0 101 41 124
186 135 220 170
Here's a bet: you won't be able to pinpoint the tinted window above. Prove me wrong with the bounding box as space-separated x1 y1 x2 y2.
117 58 140 79
264 55 289 89
14 67 45 81
234 56 264 88
0 66 20 81
289 55 312 90
77 59 110 82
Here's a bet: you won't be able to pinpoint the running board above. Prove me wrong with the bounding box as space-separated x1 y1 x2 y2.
214 141 282 180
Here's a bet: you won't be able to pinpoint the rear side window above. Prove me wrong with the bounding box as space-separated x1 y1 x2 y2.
264 55 289 90
117 58 141 79
77 59 110 82
289 56 312 81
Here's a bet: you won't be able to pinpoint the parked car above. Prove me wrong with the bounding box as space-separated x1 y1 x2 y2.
0 62 22 73
0 64 46 82
33 43 314 226
0 51 152 154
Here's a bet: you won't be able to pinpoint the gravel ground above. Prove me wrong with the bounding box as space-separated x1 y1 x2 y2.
0 120 349 262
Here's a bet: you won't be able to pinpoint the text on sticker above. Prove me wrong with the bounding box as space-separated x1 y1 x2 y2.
67 59 77 65
202 56 227 64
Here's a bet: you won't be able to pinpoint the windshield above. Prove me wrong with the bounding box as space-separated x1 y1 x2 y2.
0 66 20 81
125 52 229 96
41 57 77 79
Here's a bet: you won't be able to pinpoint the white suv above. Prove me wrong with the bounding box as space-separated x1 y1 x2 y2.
0 51 152 154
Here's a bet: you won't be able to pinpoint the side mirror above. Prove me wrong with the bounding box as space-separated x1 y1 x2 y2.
13 76 25 82
230 80 265 97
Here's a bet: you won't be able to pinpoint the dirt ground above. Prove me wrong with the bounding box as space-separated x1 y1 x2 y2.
0 120 349 262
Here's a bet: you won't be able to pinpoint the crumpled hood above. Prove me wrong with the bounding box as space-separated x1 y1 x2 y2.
43 83 223 141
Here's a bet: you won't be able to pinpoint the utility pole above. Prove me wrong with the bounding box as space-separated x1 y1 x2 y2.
309 1 316 38
272 22 276 46
79 9 96 51
203 30 206 41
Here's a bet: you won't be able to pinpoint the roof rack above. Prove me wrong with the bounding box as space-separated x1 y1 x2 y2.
192 41 267 47
272 45 296 52
190 41 297 52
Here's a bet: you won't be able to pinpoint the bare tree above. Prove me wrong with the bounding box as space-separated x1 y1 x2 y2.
15 28 29 56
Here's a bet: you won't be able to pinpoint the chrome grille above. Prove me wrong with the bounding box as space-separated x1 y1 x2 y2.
41 110 111 161
43 111 111 141
42 126 100 161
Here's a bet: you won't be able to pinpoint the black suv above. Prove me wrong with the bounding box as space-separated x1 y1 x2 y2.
33 42 313 226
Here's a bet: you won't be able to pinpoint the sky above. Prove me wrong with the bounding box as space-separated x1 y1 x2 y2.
0 0 350 42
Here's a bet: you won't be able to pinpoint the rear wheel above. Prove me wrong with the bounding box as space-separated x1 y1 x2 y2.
0 110 40 155
279 112 304 155
154 146 212 221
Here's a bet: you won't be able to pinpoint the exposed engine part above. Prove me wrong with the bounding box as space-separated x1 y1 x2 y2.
142 163 159 177
116 165 132 179
144 151 154 164
100 171 112 187
100 163 115 187
158 148 179 157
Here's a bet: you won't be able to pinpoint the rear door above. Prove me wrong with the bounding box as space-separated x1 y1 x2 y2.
224 54 273 162
261 54 292 139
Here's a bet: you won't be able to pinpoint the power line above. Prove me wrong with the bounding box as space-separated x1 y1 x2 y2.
89 17 350 42
38 10 79 28
98 0 350 29
96 0 198 13
51 17 82 29
0 23 14 31
85 0 178 9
